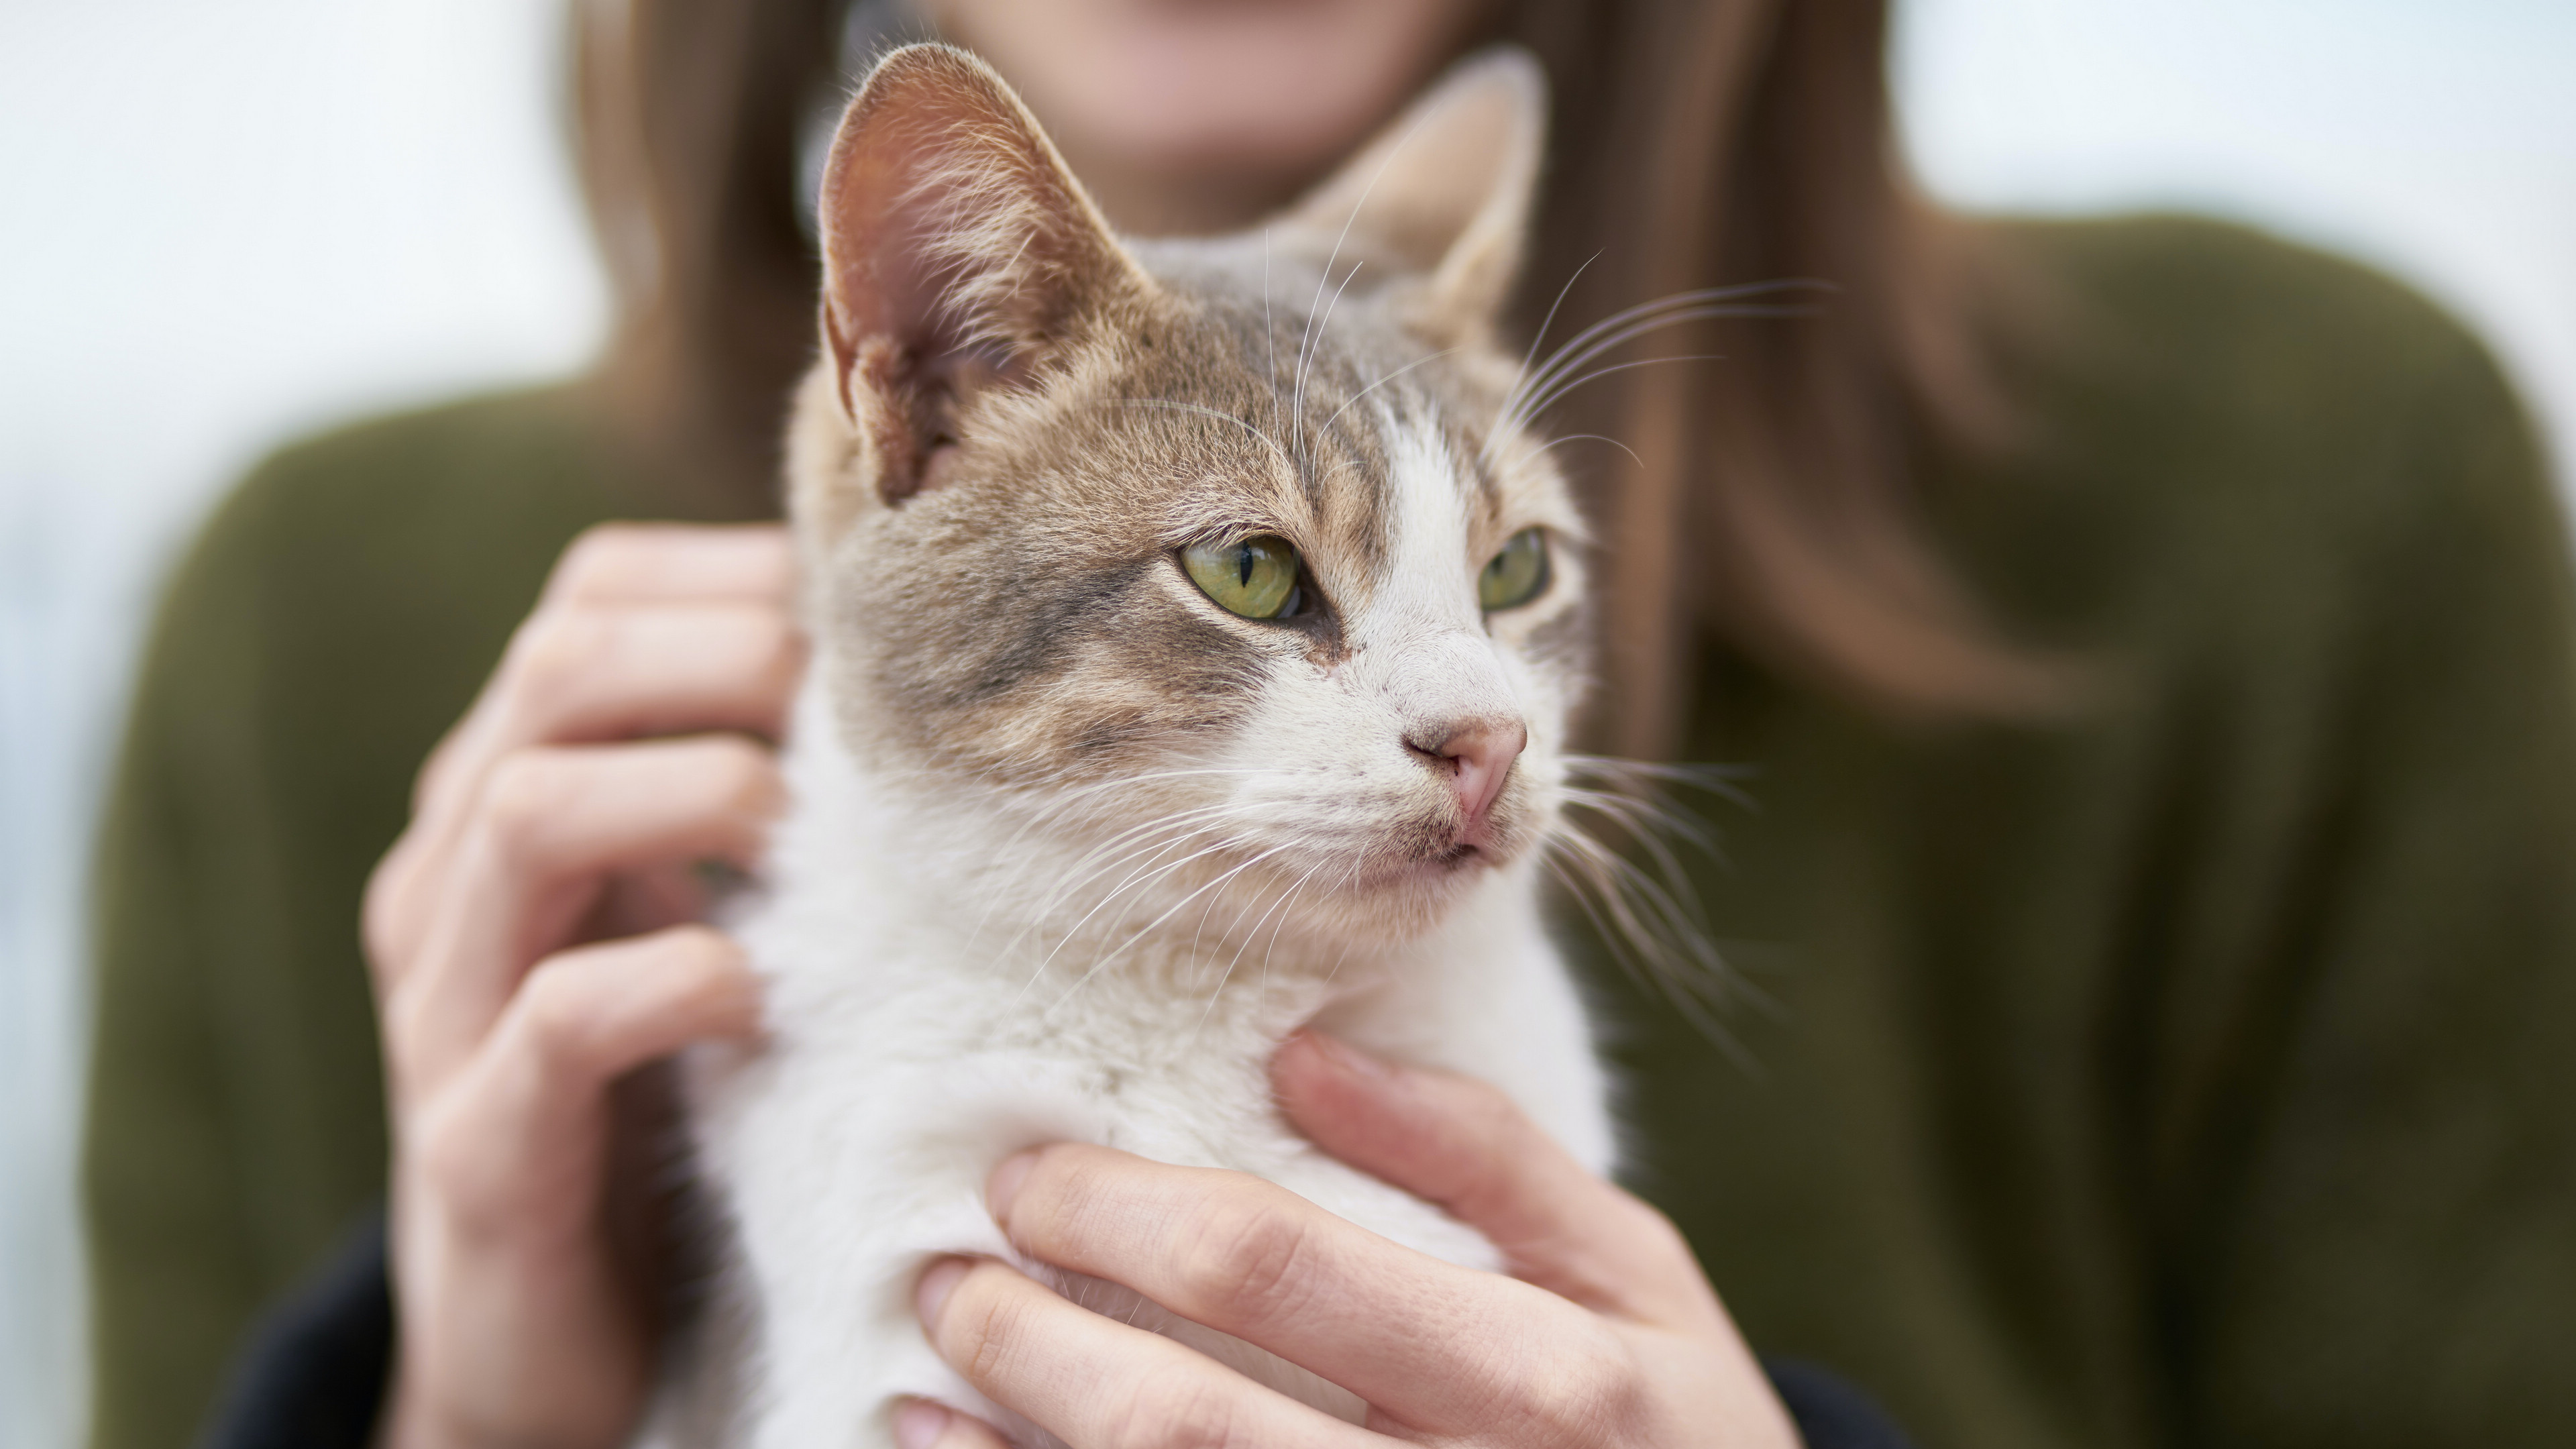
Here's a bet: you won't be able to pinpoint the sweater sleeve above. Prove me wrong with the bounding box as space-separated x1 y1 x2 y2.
2157 327 2576 1446
81 462 395 1449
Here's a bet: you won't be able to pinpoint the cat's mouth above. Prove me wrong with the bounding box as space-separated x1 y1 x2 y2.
1430 841 1485 871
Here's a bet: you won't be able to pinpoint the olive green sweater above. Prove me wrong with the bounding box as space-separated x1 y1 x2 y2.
85 218 2576 1449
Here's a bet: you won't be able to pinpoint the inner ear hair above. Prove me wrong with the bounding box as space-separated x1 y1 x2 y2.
815 44 1143 504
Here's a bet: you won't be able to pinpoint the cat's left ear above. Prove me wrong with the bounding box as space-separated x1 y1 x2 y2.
1277 47 1547 341
814 44 1148 506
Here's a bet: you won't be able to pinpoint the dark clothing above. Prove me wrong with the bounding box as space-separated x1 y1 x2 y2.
193 1214 1910 1449
87 217 2576 1449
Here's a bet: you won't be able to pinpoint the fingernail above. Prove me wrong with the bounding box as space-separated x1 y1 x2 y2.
915 1258 969 1328
892 1399 951 1449
1302 1030 1393 1079
985 1150 1038 1222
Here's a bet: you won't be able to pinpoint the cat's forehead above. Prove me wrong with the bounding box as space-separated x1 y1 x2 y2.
1032 256 1568 587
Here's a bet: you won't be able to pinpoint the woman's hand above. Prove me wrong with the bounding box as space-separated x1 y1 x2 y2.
362 523 801 1449
904 1032 1803 1449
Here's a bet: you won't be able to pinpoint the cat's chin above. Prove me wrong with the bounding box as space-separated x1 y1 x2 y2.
1334 839 1519 923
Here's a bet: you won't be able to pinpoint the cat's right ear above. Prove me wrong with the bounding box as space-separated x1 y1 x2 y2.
815 44 1145 506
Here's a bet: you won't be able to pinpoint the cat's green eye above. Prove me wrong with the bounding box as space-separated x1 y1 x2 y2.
1479 528 1550 611
1183 535 1302 619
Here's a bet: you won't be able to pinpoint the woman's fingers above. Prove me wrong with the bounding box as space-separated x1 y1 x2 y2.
539 523 792 608
384 737 783 1091
412 925 759 1243
366 525 797 999
391 926 759 1449
915 1258 1373 1449
413 523 794 815
892 1400 1014 1449
1271 1033 1717 1330
417 600 801 819
985 1144 1629 1439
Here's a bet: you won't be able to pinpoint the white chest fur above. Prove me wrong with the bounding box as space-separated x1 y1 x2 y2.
657 687 1614 1449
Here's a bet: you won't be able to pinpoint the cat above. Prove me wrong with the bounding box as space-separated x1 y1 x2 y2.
657 41 1616 1449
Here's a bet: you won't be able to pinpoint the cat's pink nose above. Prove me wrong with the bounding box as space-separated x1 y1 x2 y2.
1413 720 1527 837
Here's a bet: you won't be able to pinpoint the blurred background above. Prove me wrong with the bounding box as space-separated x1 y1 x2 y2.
2 1 2569 1446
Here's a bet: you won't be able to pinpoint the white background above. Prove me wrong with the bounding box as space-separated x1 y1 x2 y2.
3 3 2571 1446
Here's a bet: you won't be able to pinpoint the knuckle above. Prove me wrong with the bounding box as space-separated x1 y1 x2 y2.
1172 1192 1315 1320
659 922 744 973
1104 1366 1246 1449
411 1092 510 1230
1499 1336 1644 1446
504 608 608 717
1622 1197 1694 1263
699 736 785 817
476 750 572 857
513 958 604 1076
947 1270 1039 1387
551 524 650 601
1457 1075 1527 1148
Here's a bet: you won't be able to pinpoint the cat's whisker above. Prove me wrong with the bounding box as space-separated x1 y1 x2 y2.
1020 833 1256 1002
1508 251 1602 415
1501 279 1820 414
1483 282 1825 459
1295 257 1367 464
1529 433 1646 469
1102 398 1294 478
1191 855 1330 1038
1316 346 1462 443
1538 842 1750 1069
971 795 1265 959
968 775 1281 929
1497 304 1795 442
1263 228 1279 417
1534 755 1766 1059
998 802 1276 962
1044 840 1299 1011
1509 347 1733 436
1297 99 1441 461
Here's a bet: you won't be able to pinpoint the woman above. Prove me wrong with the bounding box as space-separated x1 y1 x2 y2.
84 1 2576 1447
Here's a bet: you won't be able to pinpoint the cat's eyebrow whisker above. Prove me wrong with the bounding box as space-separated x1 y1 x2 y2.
1295 257 1366 468
1316 346 1462 442
1100 398 1295 478
1295 96 1442 460
1263 229 1279 423
1509 349 1735 439
1509 297 1809 408
1501 278 1822 414
1510 250 1602 409
1483 285 1824 460
1529 433 1646 470
1493 307 1780 452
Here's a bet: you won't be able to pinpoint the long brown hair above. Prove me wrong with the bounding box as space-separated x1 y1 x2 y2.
572 0 2050 757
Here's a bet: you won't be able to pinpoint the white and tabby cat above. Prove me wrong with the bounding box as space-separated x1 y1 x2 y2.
661 42 1615 1449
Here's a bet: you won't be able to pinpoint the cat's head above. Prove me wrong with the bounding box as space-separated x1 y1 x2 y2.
787 43 1587 944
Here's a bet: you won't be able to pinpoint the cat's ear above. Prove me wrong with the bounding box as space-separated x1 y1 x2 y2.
816 44 1145 505
1278 47 1547 340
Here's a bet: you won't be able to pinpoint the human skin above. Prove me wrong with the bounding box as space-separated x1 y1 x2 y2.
924 0 1494 235
370 4 1802 1446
